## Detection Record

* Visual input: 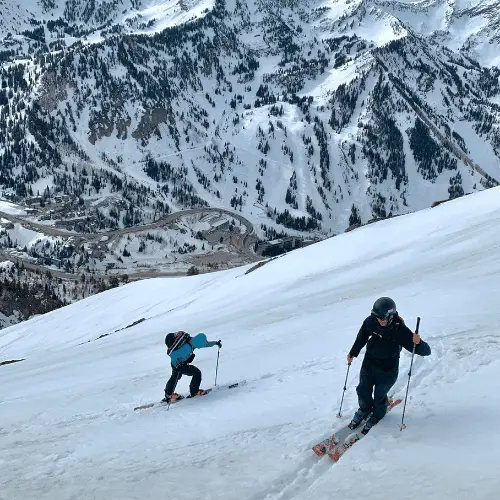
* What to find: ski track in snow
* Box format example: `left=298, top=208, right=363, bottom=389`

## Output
left=240, top=325, right=500, bottom=500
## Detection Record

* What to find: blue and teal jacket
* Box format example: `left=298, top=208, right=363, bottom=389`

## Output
left=169, top=333, right=218, bottom=367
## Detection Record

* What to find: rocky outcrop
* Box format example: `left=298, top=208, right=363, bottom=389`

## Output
left=132, top=108, right=169, bottom=140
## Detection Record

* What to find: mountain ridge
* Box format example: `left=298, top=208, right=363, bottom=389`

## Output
left=0, top=0, right=499, bottom=238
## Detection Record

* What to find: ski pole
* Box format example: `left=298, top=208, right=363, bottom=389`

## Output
left=400, top=316, right=420, bottom=430
left=214, top=347, right=220, bottom=387
left=336, top=362, right=351, bottom=418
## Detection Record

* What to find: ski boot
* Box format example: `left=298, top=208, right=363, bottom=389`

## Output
left=348, top=408, right=371, bottom=430
left=161, top=393, right=183, bottom=403
left=187, top=389, right=210, bottom=399
left=361, top=415, right=380, bottom=435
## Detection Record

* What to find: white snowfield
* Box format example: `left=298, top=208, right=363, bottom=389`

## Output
left=2, top=187, right=500, bottom=500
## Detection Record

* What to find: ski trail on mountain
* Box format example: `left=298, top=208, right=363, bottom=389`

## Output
left=244, top=454, right=333, bottom=500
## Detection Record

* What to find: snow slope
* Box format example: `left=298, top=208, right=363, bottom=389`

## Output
left=2, top=186, right=500, bottom=499
left=0, top=199, right=27, bottom=215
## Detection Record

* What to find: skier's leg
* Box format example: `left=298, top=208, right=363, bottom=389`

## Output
left=356, top=360, right=375, bottom=413
left=349, top=361, right=376, bottom=428
left=165, top=365, right=182, bottom=398
left=371, top=365, right=399, bottom=421
left=182, top=364, right=202, bottom=396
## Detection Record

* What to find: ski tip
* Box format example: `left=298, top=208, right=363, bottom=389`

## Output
left=230, top=379, right=247, bottom=388
left=388, top=398, right=403, bottom=409
left=215, top=380, right=247, bottom=390
left=328, top=448, right=342, bottom=462
left=134, top=403, right=155, bottom=411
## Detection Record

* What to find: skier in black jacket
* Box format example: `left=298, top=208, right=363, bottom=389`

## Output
left=347, top=297, right=431, bottom=434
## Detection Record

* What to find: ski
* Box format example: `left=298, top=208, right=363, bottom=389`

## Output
left=312, top=421, right=363, bottom=457
left=134, top=380, right=246, bottom=411
left=327, top=398, right=402, bottom=462
left=312, top=398, right=402, bottom=457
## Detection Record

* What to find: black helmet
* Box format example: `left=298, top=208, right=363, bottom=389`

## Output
left=371, top=297, right=397, bottom=322
left=165, top=332, right=177, bottom=347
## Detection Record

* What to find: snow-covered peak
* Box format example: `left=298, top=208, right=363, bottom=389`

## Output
left=374, top=0, right=500, bottom=66
left=310, top=0, right=409, bottom=46
left=120, top=0, right=215, bottom=35
left=0, top=0, right=214, bottom=42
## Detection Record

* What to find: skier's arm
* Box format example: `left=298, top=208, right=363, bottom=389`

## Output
left=349, top=320, right=370, bottom=358
left=400, top=325, right=431, bottom=356
left=205, top=339, right=222, bottom=348
left=191, top=333, right=219, bottom=349
left=415, top=338, right=431, bottom=356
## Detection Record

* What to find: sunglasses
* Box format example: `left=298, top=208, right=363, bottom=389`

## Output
left=372, top=309, right=397, bottom=321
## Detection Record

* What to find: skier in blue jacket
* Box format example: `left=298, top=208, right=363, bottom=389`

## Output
left=163, top=331, right=221, bottom=403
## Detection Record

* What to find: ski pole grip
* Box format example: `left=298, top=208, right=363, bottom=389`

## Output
left=415, top=316, right=421, bottom=335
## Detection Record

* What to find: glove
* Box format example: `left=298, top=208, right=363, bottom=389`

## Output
left=186, top=353, right=195, bottom=364
left=216, top=340, right=222, bottom=348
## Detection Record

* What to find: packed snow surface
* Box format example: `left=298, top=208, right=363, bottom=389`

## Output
left=2, top=187, right=500, bottom=499
left=0, top=199, right=27, bottom=215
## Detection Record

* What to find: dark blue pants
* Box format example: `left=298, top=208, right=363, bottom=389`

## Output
left=165, top=364, right=202, bottom=397
left=356, top=358, right=399, bottom=421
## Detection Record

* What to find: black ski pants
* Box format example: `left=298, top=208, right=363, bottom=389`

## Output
left=165, top=363, right=202, bottom=397
left=356, top=357, right=399, bottom=421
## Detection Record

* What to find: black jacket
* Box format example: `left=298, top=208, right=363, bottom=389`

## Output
left=349, top=315, right=431, bottom=369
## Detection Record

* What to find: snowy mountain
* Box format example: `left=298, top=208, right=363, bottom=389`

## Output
left=0, top=0, right=213, bottom=37
left=0, top=0, right=500, bottom=237
left=375, top=0, right=500, bottom=67
left=2, top=186, right=500, bottom=499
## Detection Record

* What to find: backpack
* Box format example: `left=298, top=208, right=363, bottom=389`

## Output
left=166, top=331, right=192, bottom=355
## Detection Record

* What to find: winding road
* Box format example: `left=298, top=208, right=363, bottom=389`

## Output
left=0, top=207, right=259, bottom=280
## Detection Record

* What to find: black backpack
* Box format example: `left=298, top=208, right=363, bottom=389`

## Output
left=166, top=331, right=192, bottom=355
